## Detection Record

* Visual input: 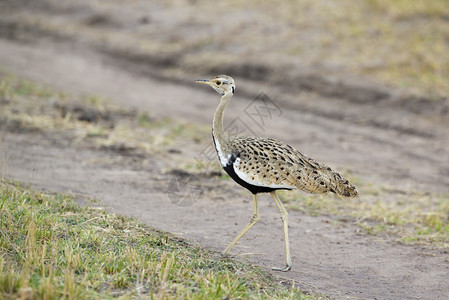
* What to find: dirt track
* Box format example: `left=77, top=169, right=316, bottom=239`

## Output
left=1, top=1, right=449, bottom=299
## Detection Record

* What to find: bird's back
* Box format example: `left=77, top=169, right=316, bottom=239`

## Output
left=226, top=136, right=358, bottom=197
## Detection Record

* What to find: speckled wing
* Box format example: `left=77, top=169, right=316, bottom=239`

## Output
left=229, top=136, right=358, bottom=197
left=230, top=136, right=297, bottom=190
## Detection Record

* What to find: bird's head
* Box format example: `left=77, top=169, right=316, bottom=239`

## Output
left=195, top=75, right=235, bottom=97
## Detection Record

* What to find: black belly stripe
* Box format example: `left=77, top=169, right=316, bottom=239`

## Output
left=223, top=163, right=292, bottom=194
left=224, top=153, right=292, bottom=195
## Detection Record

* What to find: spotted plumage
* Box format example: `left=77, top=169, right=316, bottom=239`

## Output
left=196, top=75, right=358, bottom=272
left=222, top=136, right=357, bottom=197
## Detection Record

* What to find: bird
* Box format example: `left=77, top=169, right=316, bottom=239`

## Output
left=196, top=75, right=358, bottom=272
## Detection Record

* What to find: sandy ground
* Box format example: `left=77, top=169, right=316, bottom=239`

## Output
left=1, top=1, right=449, bottom=299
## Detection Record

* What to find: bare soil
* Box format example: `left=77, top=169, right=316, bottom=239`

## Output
left=1, top=1, right=449, bottom=299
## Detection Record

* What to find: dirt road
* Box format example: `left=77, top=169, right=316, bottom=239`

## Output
left=1, top=1, right=449, bottom=299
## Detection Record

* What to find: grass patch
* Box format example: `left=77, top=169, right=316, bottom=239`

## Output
left=0, top=180, right=318, bottom=299
left=366, top=0, right=449, bottom=18
left=0, top=73, right=209, bottom=155
left=280, top=178, right=449, bottom=247
left=0, top=75, right=54, bottom=99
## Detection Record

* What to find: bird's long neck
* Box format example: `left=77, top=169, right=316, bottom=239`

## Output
left=212, top=92, right=232, bottom=148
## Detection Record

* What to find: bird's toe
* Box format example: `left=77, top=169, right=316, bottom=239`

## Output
left=271, top=264, right=292, bottom=272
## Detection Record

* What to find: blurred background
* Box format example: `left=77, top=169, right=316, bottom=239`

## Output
left=1, top=0, right=449, bottom=101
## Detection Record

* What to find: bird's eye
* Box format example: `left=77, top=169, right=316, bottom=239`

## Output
left=216, top=81, right=221, bottom=85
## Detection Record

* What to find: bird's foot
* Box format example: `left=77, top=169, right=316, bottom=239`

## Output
left=271, top=264, right=291, bottom=272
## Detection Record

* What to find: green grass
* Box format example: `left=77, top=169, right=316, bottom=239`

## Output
left=0, top=181, right=318, bottom=299
left=366, top=0, right=449, bottom=18
left=0, top=75, right=54, bottom=99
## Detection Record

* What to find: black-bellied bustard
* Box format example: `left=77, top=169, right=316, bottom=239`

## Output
left=196, top=75, right=358, bottom=272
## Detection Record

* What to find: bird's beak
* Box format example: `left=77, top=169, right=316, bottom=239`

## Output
left=195, top=79, right=212, bottom=85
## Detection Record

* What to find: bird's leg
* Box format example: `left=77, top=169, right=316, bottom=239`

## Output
left=222, top=194, right=260, bottom=255
left=270, top=191, right=292, bottom=272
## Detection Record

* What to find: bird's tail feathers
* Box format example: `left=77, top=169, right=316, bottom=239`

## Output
left=329, top=172, right=358, bottom=198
